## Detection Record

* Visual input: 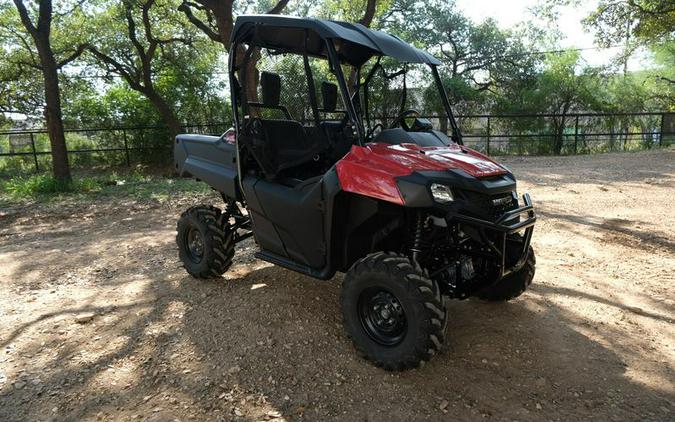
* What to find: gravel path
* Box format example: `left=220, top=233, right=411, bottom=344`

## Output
left=1, top=149, right=673, bottom=421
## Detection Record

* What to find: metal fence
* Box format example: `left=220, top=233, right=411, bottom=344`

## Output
left=0, top=123, right=229, bottom=174
left=448, top=112, right=672, bottom=156
left=1, top=112, right=672, bottom=174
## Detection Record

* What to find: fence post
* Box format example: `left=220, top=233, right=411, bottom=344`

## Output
left=574, top=115, right=579, bottom=154
left=29, top=132, right=39, bottom=172
left=486, top=116, right=491, bottom=155
left=659, top=113, right=664, bottom=147
left=123, top=129, right=130, bottom=166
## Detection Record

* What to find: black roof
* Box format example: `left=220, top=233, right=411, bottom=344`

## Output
left=232, top=15, right=441, bottom=66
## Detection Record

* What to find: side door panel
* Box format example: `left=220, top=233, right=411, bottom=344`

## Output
left=242, top=176, right=326, bottom=269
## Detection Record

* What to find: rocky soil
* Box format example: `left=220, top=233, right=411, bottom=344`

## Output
left=0, top=149, right=673, bottom=421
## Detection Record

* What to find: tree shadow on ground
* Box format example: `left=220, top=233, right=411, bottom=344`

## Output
left=1, top=261, right=674, bottom=421
left=179, top=267, right=675, bottom=421
left=501, top=149, right=675, bottom=188
left=535, top=284, right=675, bottom=325
left=537, top=208, right=675, bottom=253
left=1, top=151, right=674, bottom=421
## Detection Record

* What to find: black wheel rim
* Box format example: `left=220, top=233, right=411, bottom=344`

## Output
left=358, top=287, right=407, bottom=346
left=185, top=227, right=204, bottom=263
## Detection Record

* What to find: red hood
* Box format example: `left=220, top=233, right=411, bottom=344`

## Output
left=345, top=142, right=508, bottom=178
left=335, top=142, right=508, bottom=205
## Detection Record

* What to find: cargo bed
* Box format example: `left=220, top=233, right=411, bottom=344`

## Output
left=174, top=134, right=239, bottom=199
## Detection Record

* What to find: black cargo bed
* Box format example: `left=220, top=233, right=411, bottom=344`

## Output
left=174, top=134, right=239, bottom=199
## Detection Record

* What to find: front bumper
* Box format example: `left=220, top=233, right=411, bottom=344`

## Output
left=445, top=193, right=536, bottom=279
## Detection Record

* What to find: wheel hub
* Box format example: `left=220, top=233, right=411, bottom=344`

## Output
left=358, top=288, right=407, bottom=346
left=186, top=227, right=204, bottom=263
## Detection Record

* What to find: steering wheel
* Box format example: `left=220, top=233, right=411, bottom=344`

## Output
left=366, top=123, right=384, bottom=140
left=389, top=109, right=421, bottom=131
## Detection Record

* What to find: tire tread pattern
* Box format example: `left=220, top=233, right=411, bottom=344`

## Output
left=477, top=247, right=536, bottom=301
left=176, top=205, right=235, bottom=279
left=342, top=252, right=448, bottom=371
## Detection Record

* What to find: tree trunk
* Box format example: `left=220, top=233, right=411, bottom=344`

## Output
left=347, top=0, right=378, bottom=93
left=554, top=120, right=566, bottom=155
left=245, top=48, right=260, bottom=105
left=234, top=45, right=261, bottom=115
left=438, top=107, right=448, bottom=134
left=15, top=0, right=72, bottom=182
left=38, top=40, right=71, bottom=181
left=180, top=1, right=291, bottom=117
left=146, top=89, right=182, bottom=139
left=608, top=117, right=616, bottom=151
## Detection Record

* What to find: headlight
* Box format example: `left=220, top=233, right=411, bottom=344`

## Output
left=430, top=183, right=454, bottom=203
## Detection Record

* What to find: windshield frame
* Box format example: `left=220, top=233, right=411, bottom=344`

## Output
left=354, top=58, right=463, bottom=145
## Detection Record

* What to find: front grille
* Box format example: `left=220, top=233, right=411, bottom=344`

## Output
left=491, top=193, right=517, bottom=219
left=455, top=190, right=516, bottom=221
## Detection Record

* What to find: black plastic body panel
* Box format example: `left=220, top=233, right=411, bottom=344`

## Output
left=373, top=128, right=450, bottom=147
left=396, top=169, right=517, bottom=208
left=396, top=172, right=435, bottom=207
left=242, top=175, right=326, bottom=269
left=418, top=169, right=516, bottom=195
left=321, top=169, right=343, bottom=271
left=174, top=134, right=239, bottom=199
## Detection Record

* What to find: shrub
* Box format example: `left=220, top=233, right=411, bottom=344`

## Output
left=0, top=174, right=102, bottom=198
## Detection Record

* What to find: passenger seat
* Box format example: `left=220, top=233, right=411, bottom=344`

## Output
left=241, top=72, right=327, bottom=178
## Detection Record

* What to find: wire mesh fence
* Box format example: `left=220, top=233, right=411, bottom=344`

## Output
left=0, top=113, right=672, bottom=176
left=429, top=112, right=669, bottom=156
left=0, top=123, right=229, bottom=176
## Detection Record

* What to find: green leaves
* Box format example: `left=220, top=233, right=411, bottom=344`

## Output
left=1, top=0, right=673, bottom=138
left=379, top=0, right=539, bottom=112
left=585, top=0, right=675, bottom=46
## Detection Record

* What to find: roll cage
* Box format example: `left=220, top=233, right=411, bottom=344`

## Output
left=228, top=15, right=463, bottom=162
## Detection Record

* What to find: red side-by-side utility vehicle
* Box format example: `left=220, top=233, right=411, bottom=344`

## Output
left=174, top=15, right=536, bottom=370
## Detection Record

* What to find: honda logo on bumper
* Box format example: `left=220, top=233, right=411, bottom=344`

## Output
left=493, top=196, right=512, bottom=207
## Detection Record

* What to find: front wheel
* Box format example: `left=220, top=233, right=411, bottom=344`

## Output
left=476, top=246, right=536, bottom=301
left=341, top=252, right=448, bottom=371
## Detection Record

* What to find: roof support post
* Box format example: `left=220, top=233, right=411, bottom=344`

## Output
left=326, top=40, right=365, bottom=145
left=228, top=40, right=247, bottom=195
left=303, top=30, right=321, bottom=127
left=431, top=65, right=463, bottom=145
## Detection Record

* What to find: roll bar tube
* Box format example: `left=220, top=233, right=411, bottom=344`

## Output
left=326, top=40, right=365, bottom=144
left=227, top=45, right=247, bottom=195
left=431, top=65, right=463, bottom=145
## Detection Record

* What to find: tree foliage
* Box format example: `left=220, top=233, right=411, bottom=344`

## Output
left=0, top=0, right=673, bottom=169
left=1, top=0, right=91, bottom=180
left=382, top=0, right=538, bottom=112
left=584, top=0, right=675, bottom=45
left=86, top=0, right=203, bottom=137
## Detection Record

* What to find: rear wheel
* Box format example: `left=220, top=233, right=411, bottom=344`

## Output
left=476, top=246, right=536, bottom=301
left=176, top=205, right=234, bottom=278
left=341, top=252, right=448, bottom=370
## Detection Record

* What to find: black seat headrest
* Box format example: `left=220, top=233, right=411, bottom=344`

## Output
left=321, top=82, right=338, bottom=112
left=260, top=71, right=281, bottom=106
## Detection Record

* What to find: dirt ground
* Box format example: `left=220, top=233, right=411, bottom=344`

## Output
left=0, top=150, right=673, bottom=422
